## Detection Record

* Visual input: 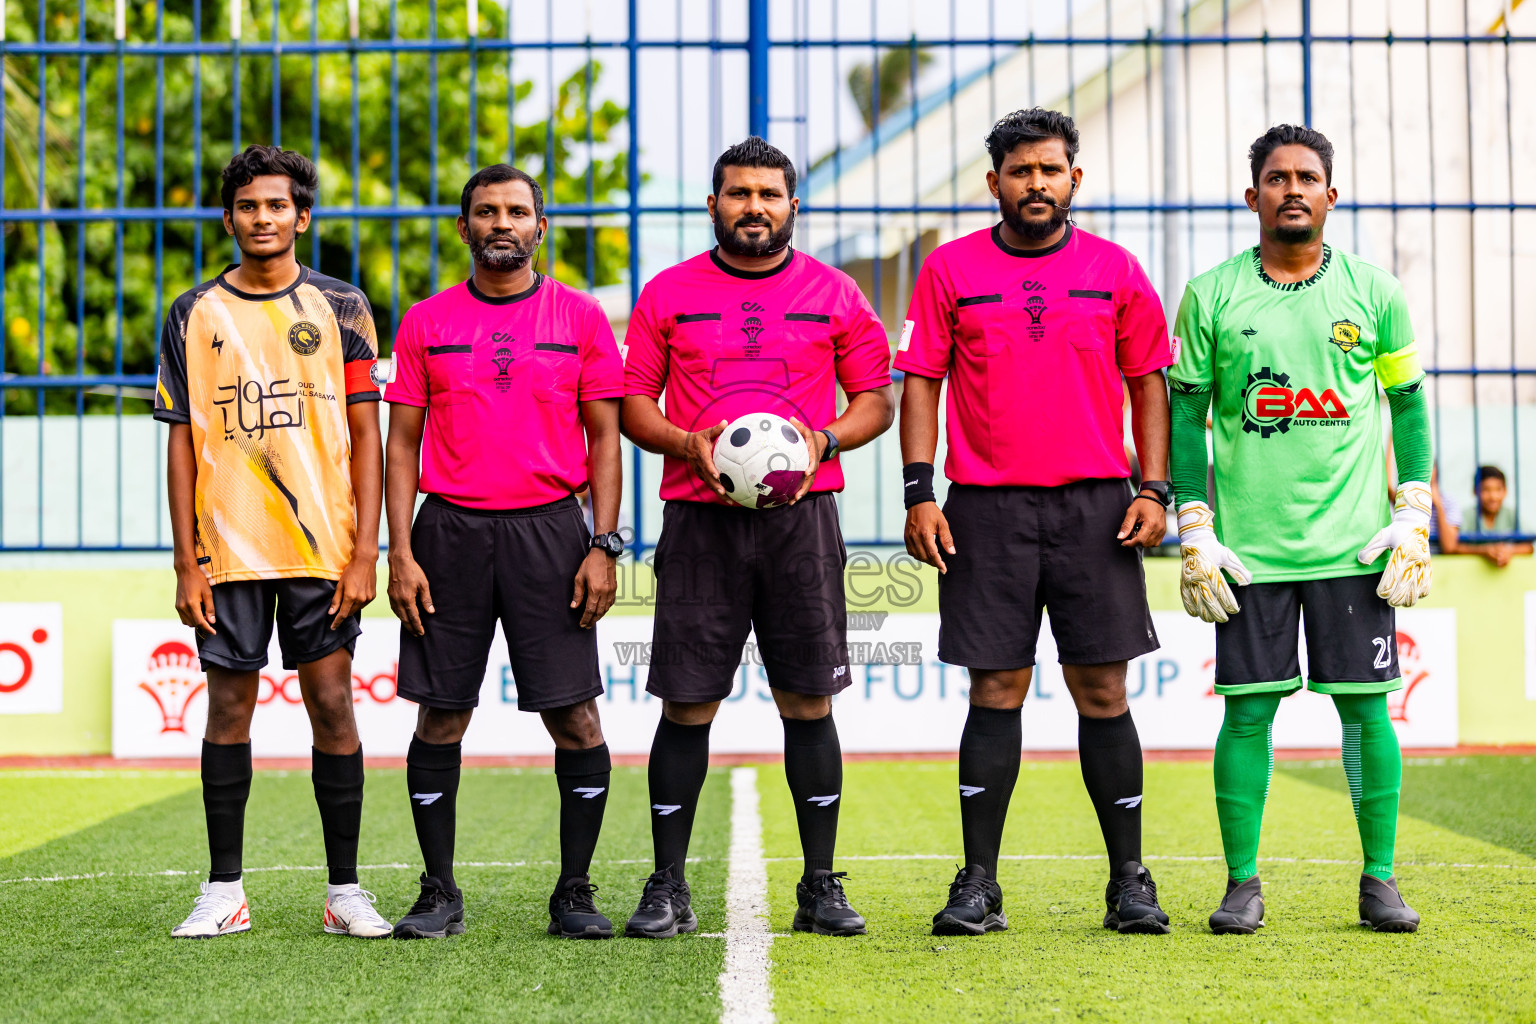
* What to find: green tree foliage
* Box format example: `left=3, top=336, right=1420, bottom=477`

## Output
left=846, top=43, right=933, bottom=133
left=0, top=0, right=631, bottom=414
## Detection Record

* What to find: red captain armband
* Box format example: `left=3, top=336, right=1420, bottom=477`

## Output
left=345, top=359, right=382, bottom=396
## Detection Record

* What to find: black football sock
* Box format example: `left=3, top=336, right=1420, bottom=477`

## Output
left=555, top=742, right=612, bottom=884
left=202, top=739, right=252, bottom=884
left=1078, top=711, right=1144, bottom=873
left=406, top=735, right=461, bottom=889
left=957, top=704, right=1022, bottom=879
left=782, top=714, right=844, bottom=882
left=311, top=746, right=365, bottom=886
left=648, top=716, right=712, bottom=883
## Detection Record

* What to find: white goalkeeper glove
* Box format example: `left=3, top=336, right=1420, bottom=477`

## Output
left=1177, top=502, right=1252, bottom=623
left=1357, top=480, right=1433, bottom=607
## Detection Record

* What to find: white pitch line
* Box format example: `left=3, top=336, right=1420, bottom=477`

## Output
left=5, top=850, right=1532, bottom=890
left=0, top=856, right=707, bottom=887
left=719, top=766, right=774, bottom=1024
left=761, top=853, right=1536, bottom=871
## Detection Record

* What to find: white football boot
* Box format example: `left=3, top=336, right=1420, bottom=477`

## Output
left=171, top=880, right=251, bottom=938
left=324, top=884, right=392, bottom=938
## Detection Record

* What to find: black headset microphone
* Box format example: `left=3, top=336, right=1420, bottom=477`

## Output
left=1024, top=180, right=1078, bottom=213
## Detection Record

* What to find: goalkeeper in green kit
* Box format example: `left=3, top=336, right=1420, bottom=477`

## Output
left=1169, top=126, right=1430, bottom=935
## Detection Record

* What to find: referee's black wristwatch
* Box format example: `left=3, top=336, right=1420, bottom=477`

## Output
left=818, top=428, right=840, bottom=462
left=1135, top=480, right=1172, bottom=507
left=591, top=532, right=625, bottom=558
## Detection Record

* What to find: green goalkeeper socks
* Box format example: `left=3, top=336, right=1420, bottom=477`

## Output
left=1333, top=693, right=1401, bottom=881
left=1215, top=692, right=1401, bottom=883
left=1213, top=692, right=1283, bottom=882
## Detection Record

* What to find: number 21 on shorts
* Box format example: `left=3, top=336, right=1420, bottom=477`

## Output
left=1372, top=635, right=1394, bottom=670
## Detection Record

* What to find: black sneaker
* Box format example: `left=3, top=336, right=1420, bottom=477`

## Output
left=392, top=874, right=465, bottom=939
left=1358, top=875, right=1420, bottom=933
left=547, top=875, right=613, bottom=939
left=931, top=865, right=1006, bottom=936
left=1103, top=861, right=1171, bottom=934
left=1208, top=875, right=1265, bottom=935
left=792, top=871, right=867, bottom=936
left=624, top=866, right=697, bottom=938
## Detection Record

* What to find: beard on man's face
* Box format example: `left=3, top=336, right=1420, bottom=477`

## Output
left=470, top=226, right=540, bottom=272
left=1270, top=201, right=1322, bottom=244
left=1272, top=223, right=1320, bottom=244
left=715, top=209, right=795, bottom=258
left=999, top=190, right=1070, bottom=241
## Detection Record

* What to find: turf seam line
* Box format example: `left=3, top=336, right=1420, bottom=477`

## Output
left=0, top=770, right=203, bottom=779
left=720, top=766, right=774, bottom=1024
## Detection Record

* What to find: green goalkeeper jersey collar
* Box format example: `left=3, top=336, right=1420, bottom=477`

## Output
left=1252, top=243, right=1332, bottom=292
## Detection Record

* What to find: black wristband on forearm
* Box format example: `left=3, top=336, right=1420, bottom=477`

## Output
left=902, top=462, right=937, bottom=509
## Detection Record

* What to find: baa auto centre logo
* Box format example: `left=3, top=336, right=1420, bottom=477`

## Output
left=0, top=603, right=64, bottom=715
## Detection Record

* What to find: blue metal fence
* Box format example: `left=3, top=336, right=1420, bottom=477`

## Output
left=0, top=0, right=1531, bottom=552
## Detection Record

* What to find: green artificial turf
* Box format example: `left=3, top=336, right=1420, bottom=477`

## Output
left=0, top=770, right=200, bottom=859
left=0, top=766, right=729, bottom=1023
left=2, top=757, right=1533, bottom=1023
left=1278, top=755, right=1536, bottom=858
left=760, top=759, right=1536, bottom=1024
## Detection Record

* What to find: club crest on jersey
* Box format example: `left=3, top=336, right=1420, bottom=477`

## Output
left=288, top=320, right=322, bottom=355
left=1241, top=366, right=1351, bottom=438
left=1329, top=319, right=1362, bottom=353
left=740, top=315, right=764, bottom=357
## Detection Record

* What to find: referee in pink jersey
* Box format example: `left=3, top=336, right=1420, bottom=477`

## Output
left=898, top=109, right=1175, bottom=937
left=620, top=138, right=894, bottom=939
left=383, top=165, right=627, bottom=941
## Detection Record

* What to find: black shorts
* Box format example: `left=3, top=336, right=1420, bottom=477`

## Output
left=648, top=493, right=849, bottom=703
left=1215, top=573, right=1403, bottom=697
left=936, top=479, right=1158, bottom=669
left=396, top=495, right=603, bottom=712
left=196, top=577, right=361, bottom=672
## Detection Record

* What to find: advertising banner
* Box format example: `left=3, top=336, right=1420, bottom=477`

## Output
left=0, top=603, right=64, bottom=715
left=112, top=609, right=1458, bottom=758
left=1526, top=591, right=1536, bottom=701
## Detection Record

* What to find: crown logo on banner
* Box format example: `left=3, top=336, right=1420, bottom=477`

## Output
left=138, top=640, right=207, bottom=734
left=1388, top=631, right=1428, bottom=725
